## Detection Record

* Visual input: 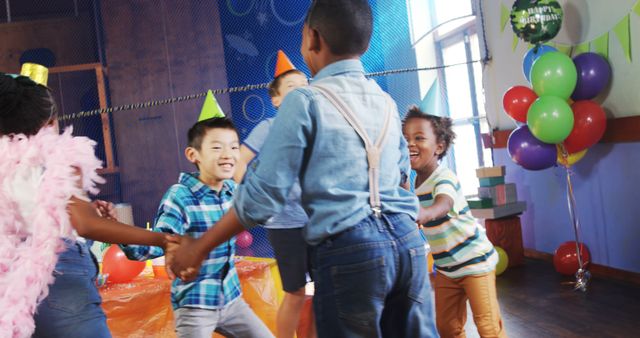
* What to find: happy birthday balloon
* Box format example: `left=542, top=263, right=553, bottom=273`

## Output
left=511, top=0, right=563, bottom=45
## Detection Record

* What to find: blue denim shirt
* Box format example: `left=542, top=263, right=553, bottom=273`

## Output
left=235, top=59, right=418, bottom=245
left=243, top=118, right=308, bottom=229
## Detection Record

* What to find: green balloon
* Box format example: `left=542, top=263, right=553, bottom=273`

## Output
left=527, top=96, right=574, bottom=144
left=530, top=51, right=577, bottom=99
left=495, top=246, right=508, bottom=276
left=511, top=0, right=563, bottom=44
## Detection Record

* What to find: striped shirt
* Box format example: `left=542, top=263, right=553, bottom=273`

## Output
left=416, top=165, right=497, bottom=278
left=121, top=173, right=241, bottom=310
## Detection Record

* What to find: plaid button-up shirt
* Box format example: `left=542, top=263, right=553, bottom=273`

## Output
left=121, top=173, right=241, bottom=310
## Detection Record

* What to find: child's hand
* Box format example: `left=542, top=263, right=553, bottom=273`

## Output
left=417, top=207, right=434, bottom=226
left=93, top=200, right=117, bottom=220
left=163, top=235, right=182, bottom=280
left=67, top=196, right=101, bottom=235
left=167, top=235, right=205, bottom=282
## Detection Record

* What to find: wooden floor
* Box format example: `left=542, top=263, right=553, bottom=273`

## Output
left=459, top=258, right=640, bottom=338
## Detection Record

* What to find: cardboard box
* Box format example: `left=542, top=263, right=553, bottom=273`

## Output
left=479, top=176, right=505, bottom=187
left=467, top=197, right=493, bottom=209
left=475, top=166, right=506, bottom=178
left=478, top=183, right=517, bottom=206
left=469, top=201, right=526, bottom=219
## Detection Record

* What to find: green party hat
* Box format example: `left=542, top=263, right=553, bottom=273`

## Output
left=198, top=90, right=225, bottom=121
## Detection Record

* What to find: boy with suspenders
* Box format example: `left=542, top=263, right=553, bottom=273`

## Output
left=168, top=1, right=438, bottom=336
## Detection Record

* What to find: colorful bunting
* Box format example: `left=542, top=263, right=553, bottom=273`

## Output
left=500, top=3, right=510, bottom=33
left=591, top=32, right=609, bottom=58
left=612, top=14, right=631, bottom=62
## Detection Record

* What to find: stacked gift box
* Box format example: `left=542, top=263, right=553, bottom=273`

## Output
left=467, top=166, right=525, bottom=267
left=467, top=166, right=526, bottom=219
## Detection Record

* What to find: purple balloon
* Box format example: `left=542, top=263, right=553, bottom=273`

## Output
left=571, top=53, right=611, bottom=100
left=508, top=125, right=557, bottom=170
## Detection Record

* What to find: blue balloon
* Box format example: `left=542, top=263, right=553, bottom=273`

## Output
left=523, top=45, right=558, bottom=82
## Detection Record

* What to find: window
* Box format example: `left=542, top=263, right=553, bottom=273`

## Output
left=407, top=0, right=492, bottom=196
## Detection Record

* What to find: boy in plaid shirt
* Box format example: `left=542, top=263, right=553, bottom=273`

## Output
left=121, top=118, right=272, bottom=338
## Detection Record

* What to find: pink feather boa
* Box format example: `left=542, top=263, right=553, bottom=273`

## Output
left=0, top=127, right=104, bottom=338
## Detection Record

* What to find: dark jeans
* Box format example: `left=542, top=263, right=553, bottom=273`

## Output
left=311, top=213, right=438, bottom=338
left=33, top=240, right=111, bottom=338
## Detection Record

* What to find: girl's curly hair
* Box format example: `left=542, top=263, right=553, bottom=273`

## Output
left=403, top=106, right=455, bottom=160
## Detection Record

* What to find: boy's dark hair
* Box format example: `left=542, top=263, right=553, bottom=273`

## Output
left=268, top=69, right=305, bottom=98
left=0, top=73, right=57, bottom=136
left=305, top=0, right=373, bottom=56
left=187, top=117, right=237, bottom=150
left=404, top=106, right=456, bottom=160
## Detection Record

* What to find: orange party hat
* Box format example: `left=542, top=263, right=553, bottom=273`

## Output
left=274, top=50, right=296, bottom=78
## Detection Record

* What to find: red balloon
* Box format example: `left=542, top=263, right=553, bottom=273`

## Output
left=102, top=245, right=145, bottom=283
left=503, top=85, right=538, bottom=123
left=563, top=100, right=607, bottom=153
left=553, top=241, right=590, bottom=276
left=236, top=231, right=253, bottom=248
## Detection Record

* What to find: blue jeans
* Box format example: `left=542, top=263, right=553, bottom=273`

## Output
left=33, top=240, right=111, bottom=338
left=311, top=213, right=438, bottom=338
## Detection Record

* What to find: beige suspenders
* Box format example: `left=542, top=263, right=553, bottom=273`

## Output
left=312, top=84, right=393, bottom=218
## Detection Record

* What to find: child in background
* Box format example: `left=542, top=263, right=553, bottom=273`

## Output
left=121, top=117, right=273, bottom=338
left=0, top=73, right=172, bottom=338
left=234, top=50, right=314, bottom=338
left=167, top=1, right=438, bottom=337
left=402, top=107, right=506, bottom=338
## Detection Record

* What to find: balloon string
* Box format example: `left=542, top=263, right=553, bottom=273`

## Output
left=565, top=163, right=590, bottom=292
left=565, top=167, right=584, bottom=270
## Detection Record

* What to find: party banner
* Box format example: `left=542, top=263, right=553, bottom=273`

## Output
left=505, top=0, right=638, bottom=63
left=613, top=15, right=632, bottom=62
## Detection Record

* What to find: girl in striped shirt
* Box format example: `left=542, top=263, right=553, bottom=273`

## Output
left=403, top=107, right=507, bottom=338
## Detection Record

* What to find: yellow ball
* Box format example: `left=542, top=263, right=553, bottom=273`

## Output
left=495, top=246, right=509, bottom=276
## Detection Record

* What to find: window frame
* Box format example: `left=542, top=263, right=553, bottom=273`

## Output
left=435, top=23, right=486, bottom=171
left=407, top=0, right=492, bottom=195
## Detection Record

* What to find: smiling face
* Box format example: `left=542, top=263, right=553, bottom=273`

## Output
left=403, top=117, right=444, bottom=176
left=186, top=127, right=240, bottom=189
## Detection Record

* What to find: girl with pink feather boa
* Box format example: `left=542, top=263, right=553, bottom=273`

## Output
left=0, top=73, right=176, bottom=338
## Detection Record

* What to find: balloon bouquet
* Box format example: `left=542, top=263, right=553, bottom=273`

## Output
left=504, top=0, right=611, bottom=291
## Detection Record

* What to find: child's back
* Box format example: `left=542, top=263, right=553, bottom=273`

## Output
left=236, top=61, right=417, bottom=244
left=167, top=2, right=439, bottom=337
